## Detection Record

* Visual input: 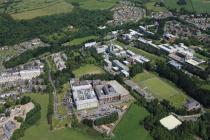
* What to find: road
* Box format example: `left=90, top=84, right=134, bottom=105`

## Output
left=46, top=58, right=65, bottom=120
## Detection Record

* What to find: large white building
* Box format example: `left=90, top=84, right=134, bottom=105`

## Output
left=71, top=80, right=98, bottom=110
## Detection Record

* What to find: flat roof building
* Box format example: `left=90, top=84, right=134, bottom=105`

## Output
left=94, top=83, right=121, bottom=104
left=71, top=80, right=98, bottom=110
left=113, top=60, right=129, bottom=72
left=184, top=98, right=201, bottom=111
left=160, top=115, right=182, bottom=130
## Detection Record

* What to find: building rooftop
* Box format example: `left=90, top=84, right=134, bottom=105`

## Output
left=71, top=80, right=98, bottom=106
left=107, top=80, right=129, bottom=97
left=160, top=115, right=182, bottom=130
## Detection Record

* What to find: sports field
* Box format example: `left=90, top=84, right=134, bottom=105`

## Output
left=113, top=103, right=153, bottom=140
left=0, top=0, right=118, bottom=19
left=73, top=64, right=105, bottom=78
left=132, top=71, right=188, bottom=107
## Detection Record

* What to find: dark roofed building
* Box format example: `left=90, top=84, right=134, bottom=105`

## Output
left=95, top=84, right=121, bottom=104
left=184, top=98, right=201, bottom=111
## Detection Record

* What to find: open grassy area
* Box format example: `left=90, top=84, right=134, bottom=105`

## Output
left=68, top=36, right=98, bottom=46
left=144, top=0, right=168, bottom=12
left=66, top=0, right=118, bottom=10
left=164, top=0, right=210, bottom=14
left=113, top=103, right=153, bottom=140
left=73, top=64, right=105, bottom=78
left=0, top=0, right=118, bottom=19
left=132, top=71, right=188, bottom=107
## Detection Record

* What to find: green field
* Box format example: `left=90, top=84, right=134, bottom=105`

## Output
left=66, top=0, right=118, bottom=10
left=67, top=36, right=98, bottom=46
left=134, top=0, right=210, bottom=13
left=73, top=64, right=105, bottom=78
left=164, top=0, right=210, bottom=14
left=0, top=0, right=118, bottom=19
left=113, top=103, right=153, bottom=140
left=132, top=71, right=188, bottom=107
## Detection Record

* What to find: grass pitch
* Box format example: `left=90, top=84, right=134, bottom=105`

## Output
left=132, top=72, right=188, bottom=107
left=113, top=103, right=153, bottom=140
left=73, top=64, right=105, bottom=78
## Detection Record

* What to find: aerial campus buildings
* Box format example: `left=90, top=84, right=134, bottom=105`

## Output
left=70, top=80, right=98, bottom=110
left=70, top=79, right=130, bottom=111
left=0, top=69, right=42, bottom=84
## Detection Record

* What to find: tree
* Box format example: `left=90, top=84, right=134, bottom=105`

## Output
left=130, top=63, right=143, bottom=77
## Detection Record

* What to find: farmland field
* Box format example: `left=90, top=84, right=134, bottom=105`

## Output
left=132, top=71, right=188, bottom=107
left=73, top=64, right=105, bottom=78
left=66, top=0, right=118, bottom=10
left=164, top=0, right=210, bottom=14
left=113, top=103, right=153, bottom=140
left=0, top=0, right=118, bottom=19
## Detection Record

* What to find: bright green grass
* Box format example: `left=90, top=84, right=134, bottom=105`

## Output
left=68, top=36, right=98, bottom=46
left=21, top=93, right=104, bottom=140
left=113, top=103, right=153, bottom=140
left=145, top=0, right=168, bottom=12
left=73, top=64, right=105, bottom=78
left=66, top=0, right=118, bottom=10
left=132, top=72, right=188, bottom=107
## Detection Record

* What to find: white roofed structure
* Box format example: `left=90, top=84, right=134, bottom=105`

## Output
left=160, top=115, right=182, bottom=130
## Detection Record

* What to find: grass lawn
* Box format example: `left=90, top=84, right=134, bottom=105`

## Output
left=113, top=103, right=153, bottom=140
left=73, top=64, right=105, bottom=78
left=67, top=36, right=98, bottom=46
left=132, top=71, right=188, bottom=107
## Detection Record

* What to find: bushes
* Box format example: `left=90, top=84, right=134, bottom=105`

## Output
left=20, top=96, right=31, bottom=105
left=94, top=112, right=119, bottom=126
left=130, top=63, right=143, bottom=77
